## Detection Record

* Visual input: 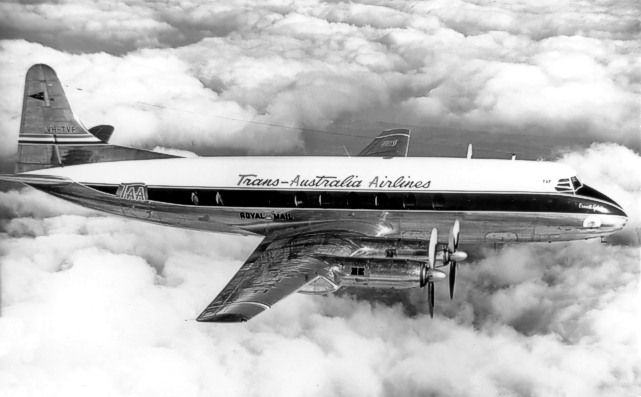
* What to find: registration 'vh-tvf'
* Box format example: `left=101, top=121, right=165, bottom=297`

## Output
left=1, top=64, right=627, bottom=322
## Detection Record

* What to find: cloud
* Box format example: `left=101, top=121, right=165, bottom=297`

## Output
left=0, top=40, right=306, bottom=157
left=0, top=0, right=639, bottom=158
left=0, top=193, right=639, bottom=396
left=0, top=187, right=92, bottom=222
left=413, top=0, right=640, bottom=40
left=0, top=143, right=639, bottom=396
left=0, top=1, right=175, bottom=54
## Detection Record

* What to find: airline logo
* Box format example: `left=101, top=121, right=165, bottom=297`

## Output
left=380, top=139, right=398, bottom=147
left=237, top=174, right=431, bottom=189
left=117, top=183, right=148, bottom=201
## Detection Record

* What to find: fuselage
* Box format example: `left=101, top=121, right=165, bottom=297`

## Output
left=26, top=156, right=627, bottom=243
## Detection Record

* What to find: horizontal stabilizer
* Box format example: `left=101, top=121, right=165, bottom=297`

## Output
left=88, top=125, right=114, bottom=143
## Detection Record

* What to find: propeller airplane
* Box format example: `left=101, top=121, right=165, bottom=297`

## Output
left=0, top=64, right=628, bottom=322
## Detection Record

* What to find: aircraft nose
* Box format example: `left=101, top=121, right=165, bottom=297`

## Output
left=606, top=213, right=628, bottom=231
left=615, top=205, right=628, bottom=229
left=620, top=212, right=628, bottom=229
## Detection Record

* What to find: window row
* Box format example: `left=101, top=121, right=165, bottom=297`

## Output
left=156, top=189, right=420, bottom=209
left=87, top=185, right=612, bottom=213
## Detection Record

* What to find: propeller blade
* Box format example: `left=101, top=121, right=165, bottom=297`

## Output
left=448, top=224, right=454, bottom=256
left=428, top=228, right=437, bottom=269
left=449, top=261, right=457, bottom=299
left=428, top=282, right=435, bottom=318
left=452, top=220, right=460, bottom=250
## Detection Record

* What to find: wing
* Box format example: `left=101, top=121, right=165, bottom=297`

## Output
left=196, top=232, right=342, bottom=323
left=357, top=128, right=411, bottom=157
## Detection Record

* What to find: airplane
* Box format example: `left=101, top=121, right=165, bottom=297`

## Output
left=0, top=64, right=628, bottom=322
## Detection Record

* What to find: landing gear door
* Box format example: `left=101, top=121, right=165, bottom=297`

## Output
left=116, top=183, right=151, bottom=219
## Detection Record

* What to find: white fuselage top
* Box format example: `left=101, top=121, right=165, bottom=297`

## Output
left=27, top=156, right=578, bottom=194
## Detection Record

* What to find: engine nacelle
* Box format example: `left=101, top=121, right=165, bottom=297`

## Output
left=324, top=257, right=429, bottom=289
left=349, top=237, right=430, bottom=257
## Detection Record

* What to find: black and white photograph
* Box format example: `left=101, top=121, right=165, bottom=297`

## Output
left=0, top=0, right=639, bottom=396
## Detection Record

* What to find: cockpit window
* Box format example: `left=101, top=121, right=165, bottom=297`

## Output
left=571, top=176, right=582, bottom=190
left=555, top=176, right=583, bottom=194
left=554, top=179, right=574, bottom=193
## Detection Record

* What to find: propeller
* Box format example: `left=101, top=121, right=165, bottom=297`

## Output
left=446, top=220, right=466, bottom=300
left=427, top=228, right=438, bottom=318
left=420, top=225, right=464, bottom=318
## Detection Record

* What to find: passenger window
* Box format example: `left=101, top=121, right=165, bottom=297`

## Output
left=375, top=194, right=389, bottom=208
left=403, top=193, right=416, bottom=209
left=347, top=192, right=361, bottom=208
left=215, top=191, right=224, bottom=206
left=268, top=192, right=281, bottom=207
left=351, top=267, right=365, bottom=276
left=294, top=192, right=307, bottom=207
left=319, top=193, right=333, bottom=208
left=432, top=193, right=445, bottom=210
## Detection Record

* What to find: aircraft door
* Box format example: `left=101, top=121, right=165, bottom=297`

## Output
left=116, top=183, right=151, bottom=219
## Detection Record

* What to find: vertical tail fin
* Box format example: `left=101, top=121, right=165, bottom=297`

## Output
left=18, top=64, right=102, bottom=172
left=16, top=64, right=174, bottom=173
left=356, top=128, right=411, bottom=157
left=20, top=64, right=100, bottom=142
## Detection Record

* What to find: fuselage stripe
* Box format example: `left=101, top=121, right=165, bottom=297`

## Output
left=84, top=184, right=625, bottom=215
left=19, top=141, right=105, bottom=145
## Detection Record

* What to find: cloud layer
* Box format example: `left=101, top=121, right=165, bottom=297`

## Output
left=0, top=147, right=639, bottom=396
left=0, top=0, right=639, bottom=396
left=0, top=0, right=639, bottom=159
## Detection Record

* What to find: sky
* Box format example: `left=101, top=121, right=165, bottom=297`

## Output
left=0, top=0, right=640, bottom=396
